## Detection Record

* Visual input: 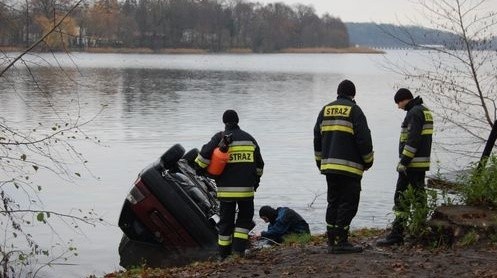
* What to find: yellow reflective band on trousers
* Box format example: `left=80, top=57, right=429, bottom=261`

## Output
left=218, top=235, right=232, bottom=246
left=327, top=223, right=349, bottom=230
left=217, top=191, right=254, bottom=198
left=234, top=227, right=250, bottom=240
left=217, top=187, right=254, bottom=198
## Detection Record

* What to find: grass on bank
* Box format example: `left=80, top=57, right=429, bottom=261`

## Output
left=270, top=227, right=385, bottom=248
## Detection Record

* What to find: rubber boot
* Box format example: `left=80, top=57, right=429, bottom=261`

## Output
left=326, top=229, right=337, bottom=254
left=376, top=220, right=404, bottom=247
left=376, top=229, right=404, bottom=246
left=232, top=237, right=247, bottom=258
left=376, top=233, right=404, bottom=247
left=328, top=227, right=363, bottom=254
left=218, top=245, right=232, bottom=261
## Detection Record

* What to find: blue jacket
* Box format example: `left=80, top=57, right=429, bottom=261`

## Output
left=261, top=207, right=310, bottom=243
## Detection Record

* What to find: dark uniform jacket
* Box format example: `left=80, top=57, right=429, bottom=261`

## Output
left=261, top=207, right=310, bottom=243
left=195, top=124, right=264, bottom=200
left=399, top=96, right=433, bottom=171
left=313, top=95, right=374, bottom=179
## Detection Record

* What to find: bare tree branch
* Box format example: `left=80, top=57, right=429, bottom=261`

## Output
left=0, top=0, right=84, bottom=77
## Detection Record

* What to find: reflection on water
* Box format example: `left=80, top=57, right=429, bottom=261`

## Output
left=0, top=52, right=458, bottom=277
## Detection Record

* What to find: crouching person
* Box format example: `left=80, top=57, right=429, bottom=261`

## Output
left=255, top=205, right=310, bottom=244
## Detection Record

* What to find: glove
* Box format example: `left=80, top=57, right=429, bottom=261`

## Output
left=364, top=162, right=373, bottom=171
left=396, top=162, right=407, bottom=175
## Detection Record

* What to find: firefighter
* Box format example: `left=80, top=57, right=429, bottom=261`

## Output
left=313, top=79, right=374, bottom=254
left=377, top=88, right=433, bottom=246
left=195, top=109, right=264, bottom=259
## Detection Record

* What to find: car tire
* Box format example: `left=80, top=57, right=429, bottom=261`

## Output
left=182, top=148, right=199, bottom=165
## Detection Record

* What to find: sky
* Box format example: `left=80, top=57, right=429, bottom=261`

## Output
left=250, top=0, right=497, bottom=29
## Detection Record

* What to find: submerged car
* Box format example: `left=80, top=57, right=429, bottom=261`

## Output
left=118, top=144, right=220, bottom=268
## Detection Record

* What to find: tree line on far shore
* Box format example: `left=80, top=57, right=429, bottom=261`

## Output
left=0, top=0, right=349, bottom=53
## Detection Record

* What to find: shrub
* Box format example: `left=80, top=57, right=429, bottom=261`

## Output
left=459, top=156, right=497, bottom=209
left=397, top=185, right=438, bottom=241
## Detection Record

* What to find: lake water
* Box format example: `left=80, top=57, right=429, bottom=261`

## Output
left=0, top=51, right=468, bottom=277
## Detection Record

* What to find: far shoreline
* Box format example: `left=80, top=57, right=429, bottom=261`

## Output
left=0, top=46, right=385, bottom=55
